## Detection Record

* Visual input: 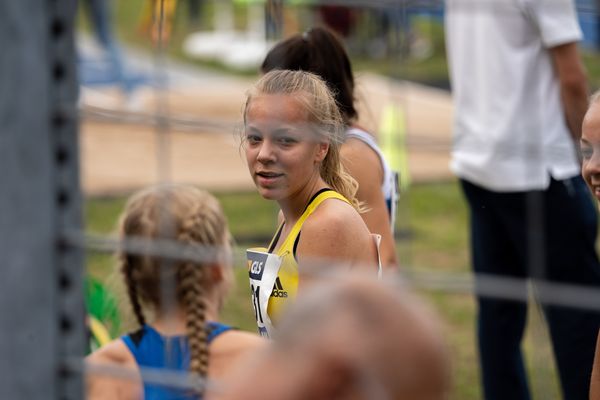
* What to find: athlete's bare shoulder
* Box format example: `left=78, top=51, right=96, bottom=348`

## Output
left=212, top=330, right=267, bottom=355
left=87, top=338, right=135, bottom=367
left=306, top=195, right=368, bottom=236
left=298, top=196, right=374, bottom=268
left=86, top=339, right=140, bottom=400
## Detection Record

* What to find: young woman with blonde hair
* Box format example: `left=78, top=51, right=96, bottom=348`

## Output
left=243, top=69, right=381, bottom=337
left=261, top=26, right=399, bottom=270
left=86, top=185, right=264, bottom=399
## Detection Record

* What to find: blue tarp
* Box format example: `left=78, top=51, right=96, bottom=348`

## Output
left=578, top=0, right=599, bottom=49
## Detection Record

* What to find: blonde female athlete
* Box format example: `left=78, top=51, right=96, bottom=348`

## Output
left=243, top=70, right=381, bottom=337
left=86, top=185, right=264, bottom=399
left=261, top=26, right=399, bottom=270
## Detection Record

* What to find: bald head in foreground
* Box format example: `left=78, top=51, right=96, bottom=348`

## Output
left=209, top=276, right=450, bottom=400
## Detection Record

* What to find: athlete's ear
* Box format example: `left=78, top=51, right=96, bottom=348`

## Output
left=315, top=141, right=329, bottom=163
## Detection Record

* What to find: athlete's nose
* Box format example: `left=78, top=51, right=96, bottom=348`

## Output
left=257, top=139, right=276, bottom=164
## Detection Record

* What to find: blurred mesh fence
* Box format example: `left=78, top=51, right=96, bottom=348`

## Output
left=3, top=0, right=600, bottom=399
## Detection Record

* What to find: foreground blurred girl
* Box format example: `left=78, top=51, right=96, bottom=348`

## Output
left=86, top=185, right=264, bottom=399
left=243, top=70, right=380, bottom=337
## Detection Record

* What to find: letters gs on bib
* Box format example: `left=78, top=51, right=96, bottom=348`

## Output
left=248, top=253, right=268, bottom=280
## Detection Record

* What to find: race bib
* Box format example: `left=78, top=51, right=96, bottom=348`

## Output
left=246, top=248, right=282, bottom=339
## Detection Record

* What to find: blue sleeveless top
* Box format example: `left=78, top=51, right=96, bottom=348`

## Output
left=122, top=322, right=233, bottom=399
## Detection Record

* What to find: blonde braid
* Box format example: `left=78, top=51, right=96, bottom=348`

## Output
left=179, top=261, right=209, bottom=377
left=121, top=255, right=147, bottom=328
left=177, top=201, right=226, bottom=382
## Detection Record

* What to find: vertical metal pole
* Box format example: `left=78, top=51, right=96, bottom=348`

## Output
left=0, top=1, right=84, bottom=399
left=51, top=1, right=86, bottom=399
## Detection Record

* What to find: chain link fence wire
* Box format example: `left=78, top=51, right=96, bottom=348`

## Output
left=72, top=0, right=600, bottom=398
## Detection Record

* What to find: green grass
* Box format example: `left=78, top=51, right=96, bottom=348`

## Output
left=85, top=181, right=565, bottom=399
left=398, top=182, right=481, bottom=399
left=583, top=51, right=600, bottom=90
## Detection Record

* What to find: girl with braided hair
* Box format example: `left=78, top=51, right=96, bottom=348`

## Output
left=86, top=185, right=264, bottom=399
left=244, top=70, right=381, bottom=338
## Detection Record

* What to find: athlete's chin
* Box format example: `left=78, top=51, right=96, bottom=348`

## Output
left=256, top=187, right=283, bottom=201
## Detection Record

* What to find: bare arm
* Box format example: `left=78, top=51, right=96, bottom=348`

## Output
left=296, top=200, right=378, bottom=286
left=550, top=42, right=588, bottom=141
left=86, top=340, right=141, bottom=400
left=341, top=138, right=398, bottom=270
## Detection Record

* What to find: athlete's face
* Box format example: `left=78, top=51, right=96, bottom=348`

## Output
left=581, top=101, right=600, bottom=201
left=244, top=94, right=329, bottom=202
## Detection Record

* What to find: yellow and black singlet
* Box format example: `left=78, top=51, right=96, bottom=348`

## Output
left=267, top=188, right=351, bottom=321
left=246, top=189, right=351, bottom=338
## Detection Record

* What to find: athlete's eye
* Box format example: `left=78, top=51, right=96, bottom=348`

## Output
left=246, top=134, right=262, bottom=145
left=581, top=145, right=593, bottom=160
left=277, top=136, right=297, bottom=146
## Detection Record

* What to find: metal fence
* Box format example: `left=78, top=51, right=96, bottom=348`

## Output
left=3, top=0, right=600, bottom=399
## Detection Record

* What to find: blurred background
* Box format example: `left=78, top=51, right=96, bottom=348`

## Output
left=77, top=1, right=600, bottom=398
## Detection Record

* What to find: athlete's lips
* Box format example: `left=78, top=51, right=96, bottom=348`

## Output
left=255, top=171, right=284, bottom=178
left=255, top=171, right=284, bottom=187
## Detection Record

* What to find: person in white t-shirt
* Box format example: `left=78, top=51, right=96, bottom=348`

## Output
left=445, top=1, right=600, bottom=399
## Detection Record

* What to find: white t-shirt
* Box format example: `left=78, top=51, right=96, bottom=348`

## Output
left=445, top=0, right=582, bottom=191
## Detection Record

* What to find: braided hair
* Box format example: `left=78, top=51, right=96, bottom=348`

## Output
left=118, top=185, right=230, bottom=386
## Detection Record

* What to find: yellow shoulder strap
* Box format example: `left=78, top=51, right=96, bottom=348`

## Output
left=278, top=190, right=350, bottom=253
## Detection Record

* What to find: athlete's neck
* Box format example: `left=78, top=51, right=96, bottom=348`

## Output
left=278, top=177, right=328, bottom=225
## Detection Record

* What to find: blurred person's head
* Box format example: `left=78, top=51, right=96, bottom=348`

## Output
left=118, top=184, right=233, bottom=378
left=261, top=26, right=357, bottom=125
left=581, top=90, right=600, bottom=201
left=216, top=275, right=451, bottom=400
left=243, top=69, right=360, bottom=209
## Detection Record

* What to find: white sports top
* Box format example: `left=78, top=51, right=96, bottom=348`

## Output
left=345, top=126, right=399, bottom=230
